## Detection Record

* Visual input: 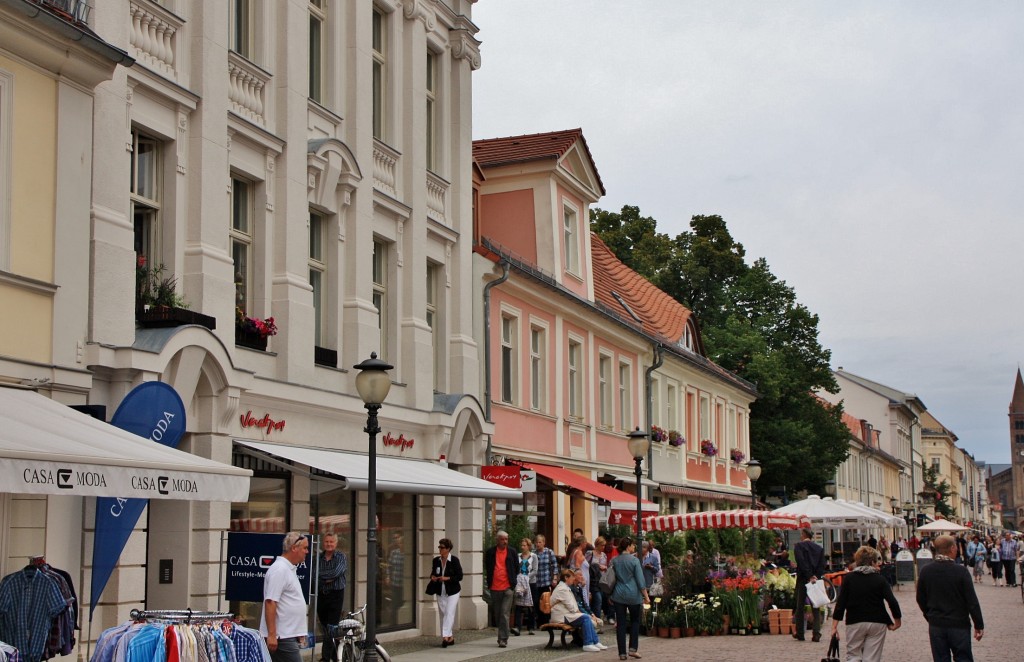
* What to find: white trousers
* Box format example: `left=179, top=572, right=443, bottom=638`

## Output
left=436, top=591, right=460, bottom=637
left=845, top=622, right=888, bottom=662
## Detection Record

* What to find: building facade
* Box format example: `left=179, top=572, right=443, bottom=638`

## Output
left=472, top=129, right=757, bottom=553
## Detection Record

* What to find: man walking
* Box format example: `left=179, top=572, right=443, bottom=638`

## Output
left=998, top=531, right=1019, bottom=587
left=792, top=528, right=826, bottom=642
left=532, top=535, right=558, bottom=626
left=261, top=532, right=310, bottom=662
left=917, top=534, right=984, bottom=662
left=484, top=530, right=518, bottom=648
left=316, top=533, right=347, bottom=662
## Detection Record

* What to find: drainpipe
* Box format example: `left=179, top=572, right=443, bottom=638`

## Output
left=482, top=260, right=510, bottom=465
left=644, top=343, right=664, bottom=494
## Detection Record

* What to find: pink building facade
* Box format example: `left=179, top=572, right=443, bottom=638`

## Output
left=472, top=129, right=757, bottom=552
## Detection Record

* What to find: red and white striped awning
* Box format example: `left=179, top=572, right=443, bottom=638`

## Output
left=643, top=509, right=811, bottom=532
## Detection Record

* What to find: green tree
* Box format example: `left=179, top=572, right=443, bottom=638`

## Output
left=591, top=208, right=849, bottom=498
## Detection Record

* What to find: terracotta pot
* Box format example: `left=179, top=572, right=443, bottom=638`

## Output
left=669, top=627, right=682, bottom=639
left=657, top=626, right=670, bottom=637
left=685, top=627, right=696, bottom=637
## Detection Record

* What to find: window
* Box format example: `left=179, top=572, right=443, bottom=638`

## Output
left=1016, top=434, right=1024, bottom=444
left=699, top=395, right=710, bottom=440
left=372, top=239, right=387, bottom=359
left=131, top=129, right=161, bottom=266
left=618, top=362, right=631, bottom=430
left=563, top=206, right=579, bottom=274
left=599, top=355, right=611, bottom=427
left=931, top=457, right=941, bottom=471
left=372, top=8, right=386, bottom=140
left=0, top=68, right=12, bottom=271
left=309, top=0, right=324, bottom=102
left=652, top=379, right=661, bottom=426
left=568, top=340, right=582, bottom=418
left=426, top=263, right=440, bottom=391
left=530, top=326, right=545, bottom=411
left=229, top=0, right=253, bottom=59
left=425, top=50, right=438, bottom=171
left=231, top=176, right=253, bottom=315
left=666, top=383, right=677, bottom=431
left=1015, top=420, right=1024, bottom=430
left=500, top=315, right=517, bottom=404
left=309, top=211, right=325, bottom=346
left=686, top=391, right=696, bottom=449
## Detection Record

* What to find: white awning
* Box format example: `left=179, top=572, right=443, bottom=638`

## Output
left=236, top=439, right=523, bottom=500
left=0, top=387, right=251, bottom=501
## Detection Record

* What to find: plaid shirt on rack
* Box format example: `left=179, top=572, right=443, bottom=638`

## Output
left=0, top=568, right=67, bottom=662
left=535, top=547, right=558, bottom=587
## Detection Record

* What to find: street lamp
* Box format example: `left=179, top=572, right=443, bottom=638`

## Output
left=889, top=496, right=899, bottom=515
left=353, top=352, right=393, bottom=662
left=627, top=427, right=650, bottom=540
left=824, top=480, right=836, bottom=498
left=746, top=459, right=762, bottom=509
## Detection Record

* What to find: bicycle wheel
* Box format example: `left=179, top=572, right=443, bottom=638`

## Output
left=821, top=578, right=838, bottom=603
left=340, top=641, right=361, bottom=662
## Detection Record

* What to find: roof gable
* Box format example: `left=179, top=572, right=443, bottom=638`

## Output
left=472, top=129, right=606, bottom=197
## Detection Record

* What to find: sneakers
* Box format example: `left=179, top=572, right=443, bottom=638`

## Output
left=497, top=640, right=507, bottom=648
left=510, top=628, right=520, bottom=636
left=582, top=644, right=602, bottom=652
left=596, top=643, right=608, bottom=650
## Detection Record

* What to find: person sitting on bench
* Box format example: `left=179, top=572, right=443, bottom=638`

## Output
left=549, top=569, right=606, bottom=652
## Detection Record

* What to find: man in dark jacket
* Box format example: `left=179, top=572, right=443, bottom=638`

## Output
left=793, top=528, right=827, bottom=642
left=484, top=530, right=519, bottom=648
left=917, top=535, right=984, bottom=661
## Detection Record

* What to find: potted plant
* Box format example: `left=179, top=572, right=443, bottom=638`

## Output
left=668, top=430, right=685, bottom=447
left=135, top=256, right=216, bottom=330
left=654, top=611, right=670, bottom=637
left=668, top=609, right=683, bottom=638
left=700, top=439, right=718, bottom=457
left=235, top=307, right=277, bottom=350
left=650, top=425, right=668, bottom=443
left=730, top=448, right=745, bottom=464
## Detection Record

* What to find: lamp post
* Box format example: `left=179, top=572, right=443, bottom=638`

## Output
left=889, top=496, right=899, bottom=515
left=824, top=480, right=837, bottom=499
left=746, top=459, right=762, bottom=509
left=627, top=427, right=650, bottom=540
left=353, top=352, right=392, bottom=662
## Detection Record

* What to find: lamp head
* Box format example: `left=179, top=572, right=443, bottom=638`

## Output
left=745, top=458, right=762, bottom=482
left=823, top=479, right=837, bottom=497
left=353, top=352, right=394, bottom=405
left=890, top=496, right=899, bottom=509
left=626, top=427, right=650, bottom=460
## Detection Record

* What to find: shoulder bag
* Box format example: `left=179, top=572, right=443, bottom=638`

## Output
left=598, top=560, right=617, bottom=595
left=820, top=633, right=840, bottom=662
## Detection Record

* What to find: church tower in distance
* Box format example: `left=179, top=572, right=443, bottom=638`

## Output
left=1009, top=369, right=1024, bottom=525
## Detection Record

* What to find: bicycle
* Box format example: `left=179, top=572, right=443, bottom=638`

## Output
left=330, top=604, right=391, bottom=662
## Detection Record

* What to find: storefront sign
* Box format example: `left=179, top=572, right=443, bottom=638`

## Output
left=381, top=432, right=414, bottom=452
left=91, top=382, right=186, bottom=618
left=225, top=532, right=312, bottom=603
left=519, top=470, right=537, bottom=493
left=609, top=509, right=639, bottom=527
left=481, top=466, right=522, bottom=489
left=240, top=411, right=286, bottom=435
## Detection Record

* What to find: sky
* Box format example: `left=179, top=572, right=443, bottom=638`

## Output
left=470, top=1, right=1024, bottom=464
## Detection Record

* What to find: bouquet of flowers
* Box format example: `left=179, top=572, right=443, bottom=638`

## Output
left=730, top=448, right=745, bottom=464
left=700, top=439, right=718, bottom=457
left=650, top=425, right=668, bottom=443
left=236, top=307, right=278, bottom=338
left=762, top=568, right=796, bottom=610
left=712, top=574, right=764, bottom=629
left=668, top=430, right=685, bottom=447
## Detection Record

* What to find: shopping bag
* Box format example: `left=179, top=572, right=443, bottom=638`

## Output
left=598, top=562, right=617, bottom=595
left=648, top=579, right=664, bottom=597
left=806, top=579, right=831, bottom=608
left=820, top=633, right=841, bottom=662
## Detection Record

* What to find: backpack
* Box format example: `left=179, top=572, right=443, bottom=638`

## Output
left=539, top=591, right=552, bottom=614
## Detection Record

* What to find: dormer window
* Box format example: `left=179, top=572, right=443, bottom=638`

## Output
left=563, top=204, right=580, bottom=275
left=679, top=324, right=694, bottom=351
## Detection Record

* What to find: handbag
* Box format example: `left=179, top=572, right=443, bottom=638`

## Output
left=425, top=579, right=440, bottom=596
left=648, top=579, right=664, bottom=597
left=820, top=633, right=840, bottom=662
left=806, top=579, right=831, bottom=608
left=598, top=562, right=617, bottom=595
left=539, top=591, right=552, bottom=614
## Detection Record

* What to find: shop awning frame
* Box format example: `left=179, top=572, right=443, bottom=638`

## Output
left=236, top=439, right=523, bottom=500
left=519, top=461, right=657, bottom=512
left=0, top=387, right=251, bottom=501
left=657, top=483, right=752, bottom=505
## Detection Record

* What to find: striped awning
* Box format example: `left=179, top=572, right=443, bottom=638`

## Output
left=643, top=509, right=811, bottom=532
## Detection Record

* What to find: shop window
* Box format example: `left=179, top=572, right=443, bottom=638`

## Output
left=311, top=481, right=356, bottom=614
left=229, top=473, right=289, bottom=627
left=376, top=491, right=416, bottom=631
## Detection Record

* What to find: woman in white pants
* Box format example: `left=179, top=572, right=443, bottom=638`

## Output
left=427, top=537, right=463, bottom=647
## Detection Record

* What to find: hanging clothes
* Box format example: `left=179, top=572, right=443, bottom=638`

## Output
left=91, top=617, right=267, bottom=662
left=2, top=640, right=25, bottom=662
left=0, top=566, right=69, bottom=662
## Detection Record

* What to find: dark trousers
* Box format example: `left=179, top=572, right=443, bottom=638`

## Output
left=794, top=579, right=822, bottom=637
left=270, top=637, right=303, bottom=662
left=1001, top=559, right=1017, bottom=585
left=614, top=602, right=642, bottom=656
left=928, top=624, right=974, bottom=662
left=531, top=584, right=551, bottom=626
left=317, top=590, right=344, bottom=661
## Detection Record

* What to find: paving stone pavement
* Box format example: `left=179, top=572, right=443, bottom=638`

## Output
left=387, top=578, right=1020, bottom=661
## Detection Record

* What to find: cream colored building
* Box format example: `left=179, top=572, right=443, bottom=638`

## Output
left=920, top=411, right=963, bottom=522
left=5, top=0, right=514, bottom=645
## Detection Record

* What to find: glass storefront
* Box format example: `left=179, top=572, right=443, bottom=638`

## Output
left=311, top=480, right=356, bottom=615
left=376, top=491, right=416, bottom=631
left=229, top=473, right=289, bottom=626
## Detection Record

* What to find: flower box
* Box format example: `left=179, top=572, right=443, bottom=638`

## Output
left=235, top=328, right=268, bottom=351
left=137, top=305, right=216, bottom=331
left=314, top=346, right=337, bottom=368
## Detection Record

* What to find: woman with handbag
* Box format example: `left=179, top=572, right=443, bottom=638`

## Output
left=427, top=538, right=463, bottom=647
left=512, top=537, right=537, bottom=635
left=829, top=546, right=901, bottom=662
left=610, top=537, right=649, bottom=660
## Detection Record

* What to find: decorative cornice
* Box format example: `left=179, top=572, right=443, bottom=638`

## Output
left=450, top=29, right=481, bottom=70
left=402, top=0, right=436, bottom=31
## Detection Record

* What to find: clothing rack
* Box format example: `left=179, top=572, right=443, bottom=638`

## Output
left=129, top=609, right=233, bottom=623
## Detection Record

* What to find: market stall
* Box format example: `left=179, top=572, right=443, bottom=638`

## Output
left=643, top=509, right=812, bottom=532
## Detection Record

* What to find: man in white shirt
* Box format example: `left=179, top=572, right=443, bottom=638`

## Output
left=261, top=532, right=310, bottom=662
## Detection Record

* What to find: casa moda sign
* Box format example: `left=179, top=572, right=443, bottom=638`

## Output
left=225, top=532, right=311, bottom=602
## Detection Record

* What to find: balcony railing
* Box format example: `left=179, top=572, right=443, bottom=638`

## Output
left=425, top=171, right=449, bottom=224
left=373, top=140, right=399, bottom=197
left=228, top=52, right=270, bottom=126
left=129, top=0, right=181, bottom=79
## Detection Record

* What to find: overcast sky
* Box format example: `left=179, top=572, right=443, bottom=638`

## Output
left=471, top=1, right=1024, bottom=464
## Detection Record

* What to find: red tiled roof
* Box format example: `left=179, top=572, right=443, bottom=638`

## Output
left=590, top=233, right=691, bottom=344
left=840, top=411, right=863, bottom=440
left=472, top=129, right=606, bottom=195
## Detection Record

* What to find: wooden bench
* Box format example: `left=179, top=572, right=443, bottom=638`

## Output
left=540, top=622, right=581, bottom=649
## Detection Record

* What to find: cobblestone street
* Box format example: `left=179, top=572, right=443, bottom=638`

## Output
left=393, top=578, right=1019, bottom=662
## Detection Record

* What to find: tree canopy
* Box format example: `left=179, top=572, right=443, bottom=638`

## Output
left=591, top=207, right=849, bottom=499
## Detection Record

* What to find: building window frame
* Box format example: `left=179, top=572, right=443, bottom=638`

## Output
left=563, top=203, right=580, bottom=276
left=309, top=210, right=326, bottom=347
left=425, top=49, right=438, bottom=172
left=0, top=68, right=12, bottom=271
left=598, top=354, right=612, bottom=428
left=372, top=7, right=387, bottom=140
left=530, top=324, right=546, bottom=412
left=131, top=128, right=162, bottom=268
left=568, top=338, right=583, bottom=419
left=309, top=0, right=325, bottom=102
left=230, top=175, right=254, bottom=315
left=618, top=361, right=631, bottom=431
left=372, top=239, right=388, bottom=360
left=500, top=314, right=518, bottom=405
left=426, top=262, right=442, bottom=392
left=229, top=0, right=255, bottom=60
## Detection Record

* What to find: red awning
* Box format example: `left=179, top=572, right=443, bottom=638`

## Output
left=658, top=483, right=751, bottom=505
left=521, top=461, right=657, bottom=512
left=643, top=510, right=811, bottom=532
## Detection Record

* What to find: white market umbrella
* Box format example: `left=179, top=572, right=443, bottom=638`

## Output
left=772, top=495, right=882, bottom=529
left=836, top=500, right=907, bottom=529
left=916, top=519, right=970, bottom=532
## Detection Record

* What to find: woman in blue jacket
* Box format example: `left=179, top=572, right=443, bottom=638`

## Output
left=610, top=537, right=650, bottom=660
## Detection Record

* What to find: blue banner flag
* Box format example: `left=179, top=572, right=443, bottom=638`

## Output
left=89, top=382, right=186, bottom=618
